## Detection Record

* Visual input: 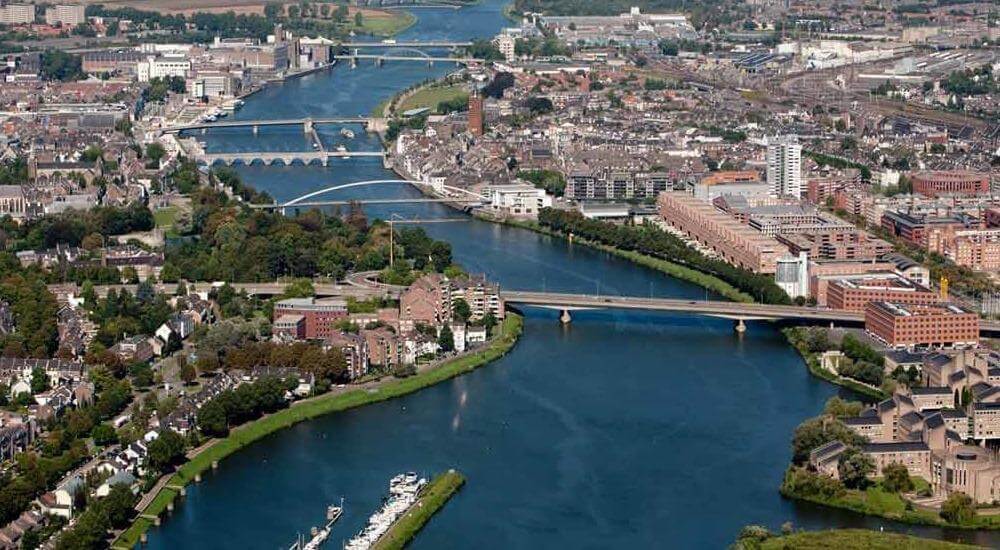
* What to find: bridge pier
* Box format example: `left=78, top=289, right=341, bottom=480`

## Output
left=350, top=57, right=357, bottom=69
left=559, top=309, right=571, bottom=324
left=252, top=125, right=258, bottom=135
left=303, top=119, right=313, bottom=133
left=734, top=319, right=746, bottom=333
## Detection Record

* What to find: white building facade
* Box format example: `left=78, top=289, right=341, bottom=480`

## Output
left=766, top=135, right=802, bottom=199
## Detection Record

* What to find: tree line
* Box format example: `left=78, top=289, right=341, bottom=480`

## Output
left=537, top=208, right=790, bottom=304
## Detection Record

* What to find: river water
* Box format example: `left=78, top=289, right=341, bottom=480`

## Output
left=149, top=2, right=1000, bottom=548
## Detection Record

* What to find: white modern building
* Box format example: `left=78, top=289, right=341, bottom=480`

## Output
left=775, top=252, right=809, bottom=298
left=137, top=55, right=191, bottom=82
left=486, top=184, right=552, bottom=219
left=766, top=135, right=802, bottom=199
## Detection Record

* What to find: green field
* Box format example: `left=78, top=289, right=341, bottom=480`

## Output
left=153, top=206, right=179, bottom=228
left=112, top=315, right=522, bottom=549
left=757, top=529, right=980, bottom=549
left=351, top=10, right=416, bottom=36
left=372, top=470, right=466, bottom=550
left=398, top=84, right=469, bottom=114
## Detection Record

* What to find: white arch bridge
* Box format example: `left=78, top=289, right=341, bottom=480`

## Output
left=247, top=179, right=488, bottom=211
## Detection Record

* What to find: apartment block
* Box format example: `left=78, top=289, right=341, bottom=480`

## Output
left=658, top=192, right=784, bottom=274
left=865, top=301, right=980, bottom=349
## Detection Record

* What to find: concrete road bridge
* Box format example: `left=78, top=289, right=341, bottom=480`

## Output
left=501, top=291, right=1000, bottom=335
left=60, top=280, right=1000, bottom=336
left=334, top=54, right=484, bottom=67
left=339, top=41, right=472, bottom=48
left=161, top=117, right=387, bottom=134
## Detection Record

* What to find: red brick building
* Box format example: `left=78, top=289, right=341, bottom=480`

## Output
left=273, top=297, right=348, bottom=339
left=826, top=273, right=940, bottom=311
left=911, top=171, right=990, bottom=197
left=865, top=301, right=979, bottom=349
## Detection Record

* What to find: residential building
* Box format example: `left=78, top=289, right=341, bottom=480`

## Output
left=0, top=4, right=34, bottom=25
left=766, top=135, right=802, bottom=199
left=865, top=301, right=980, bottom=349
left=493, top=34, right=516, bottom=62
left=658, top=192, right=784, bottom=273
left=44, top=4, right=85, bottom=26
left=273, top=297, right=348, bottom=340
left=862, top=442, right=932, bottom=479
left=825, top=272, right=940, bottom=311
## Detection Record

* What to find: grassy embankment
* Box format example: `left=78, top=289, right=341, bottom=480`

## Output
left=756, top=529, right=981, bottom=549
left=782, top=327, right=887, bottom=400
left=350, top=8, right=416, bottom=37
left=494, top=218, right=755, bottom=303
left=112, top=314, right=522, bottom=549
left=782, top=467, right=1000, bottom=531
left=397, top=84, right=468, bottom=113
left=371, top=470, right=466, bottom=550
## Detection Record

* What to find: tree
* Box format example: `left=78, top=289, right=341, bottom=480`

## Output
left=91, top=423, right=118, bottom=446
left=197, top=398, right=229, bottom=437
left=823, top=396, right=863, bottom=417
left=147, top=429, right=186, bottom=473
left=452, top=298, right=471, bottom=322
left=438, top=324, right=454, bottom=352
left=180, top=361, right=197, bottom=386
left=791, top=416, right=866, bottom=464
left=882, top=462, right=914, bottom=493
left=281, top=278, right=315, bottom=299
left=30, top=367, right=49, bottom=394
left=145, top=143, right=166, bottom=165
left=354, top=11, right=363, bottom=26
left=940, top=493, right=975, bottom=524
left=837, top=447, right=874, bottom=489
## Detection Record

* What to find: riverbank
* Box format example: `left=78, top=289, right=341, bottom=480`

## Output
left=371, top=470, right=466, bottom=550
left=782, top=327, right=887, bottom=401
left=113, top=314, right=522, bottom=549
left=781, top=467, right=1000, bottom=532
left=744, top=529, right=981, bottom=549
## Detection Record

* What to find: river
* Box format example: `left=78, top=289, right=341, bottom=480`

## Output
left=148, top=2, right=1000, bottom=548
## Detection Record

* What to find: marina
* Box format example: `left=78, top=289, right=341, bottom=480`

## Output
left=344, top=473, right=426, bottom=550
left=289, top=501, right=344, bottom=550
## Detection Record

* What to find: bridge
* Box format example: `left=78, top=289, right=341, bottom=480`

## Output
left=501, top=291, right=1000, bottom=335
left=56, top=281, right=1000, bottom=336
left=339, top=41, right=472, bottom=48
left=161, top=117, right=386, bottom=134
left=252, top=179, right=488, bottom=213
left=335, top=54, right=484, bottom=67
left=198, top=150, right=385, bottom=167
